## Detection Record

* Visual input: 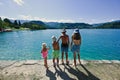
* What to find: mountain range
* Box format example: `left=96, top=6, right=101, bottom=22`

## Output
left=7, top=18, right=120, bottom=29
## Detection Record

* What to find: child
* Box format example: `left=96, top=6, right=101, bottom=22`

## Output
left=52, top=36, right=60, bottom=66
left=41, top=43, right=49, bottom=69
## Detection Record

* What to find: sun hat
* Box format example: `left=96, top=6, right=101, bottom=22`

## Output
left=42, top=43, right=47, bottom=47
left=51, top=35, right=56, bottom=42
left=61, top=28, right=66, bottom=33
left=74, top=28, right=79, bottom=33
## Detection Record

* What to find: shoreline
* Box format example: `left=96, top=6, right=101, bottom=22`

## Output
left=0, top=59, right=120, bottom=68
left=0, top=60, right=120, bottom=80
left=0, top=59, right=120, bottom=63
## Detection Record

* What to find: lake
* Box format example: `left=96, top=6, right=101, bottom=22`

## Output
left=0, top=29, right=120, bottom=60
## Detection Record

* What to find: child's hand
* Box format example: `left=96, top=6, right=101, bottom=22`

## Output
left=40, top=51, right=42, bottom=53
left=48, top=46, right=50, bottom=50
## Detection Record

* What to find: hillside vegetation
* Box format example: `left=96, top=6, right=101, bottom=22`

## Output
left=0, top=17, right=120, bottom=32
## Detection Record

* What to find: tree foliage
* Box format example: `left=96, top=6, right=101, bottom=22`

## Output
left=1, top=17, right=120, bottom=32
left=22, top=21, right=46, bottom=30
left=0, top=17, right=46, bottom=31
left=0, top=17, right=3, bottom=28
left=95, top=22, right=120, bottom=29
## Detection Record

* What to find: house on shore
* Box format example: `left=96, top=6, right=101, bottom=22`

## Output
left=0, top=28, right=12, bottom=32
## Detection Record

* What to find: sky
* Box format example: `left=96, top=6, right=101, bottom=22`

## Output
left=0, top=0, right=120, bottom=24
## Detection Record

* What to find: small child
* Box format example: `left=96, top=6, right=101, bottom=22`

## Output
left=51, top=36, right=60, bottom=66
left=41, top=43, right=49, bottom=69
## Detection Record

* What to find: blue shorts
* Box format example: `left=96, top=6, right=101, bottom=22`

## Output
left=61, top=44, right=68, bottom=53
left=71, top=45, right=80, bottom=53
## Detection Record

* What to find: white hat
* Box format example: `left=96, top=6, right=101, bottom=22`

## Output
left=51, top=35, right=56, bottom=42
left=74, top=28, right=79, bottom=33
left=61, top=28, right=66, bottom=33
left=42, top=43, right=47, bottom=47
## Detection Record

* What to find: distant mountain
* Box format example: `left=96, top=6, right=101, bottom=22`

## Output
left=30, top=21, right=45, bottom=25
left=93, top=20, right=120, bottom=29
left=111, top=20, right=120, bottom=23
left=44, top=22, right=61, bottom=29
left=45, top=22, right=92, bottom=29
left=21, top=20, right=120, bottom=29
left=92, top=23, right=104, bottom=27
left=22, top=20, right=47, bottom=29
left=60, top=23, right=92, bottom=29
left=1, top=16, right=120, bottom=29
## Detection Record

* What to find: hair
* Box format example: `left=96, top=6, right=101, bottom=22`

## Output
left=73, top=33, right=81, bottom=40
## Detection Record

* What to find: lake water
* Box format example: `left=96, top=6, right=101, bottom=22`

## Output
left=0, top=29, right=120, bottom=60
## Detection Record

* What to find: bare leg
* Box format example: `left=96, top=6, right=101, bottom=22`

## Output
left=66, top=52, right=69, bottom=64
left=53, top=58, right=55, bottom=66
left=44, top=58, right=46, bottom=66
left=45, top=57, right=48, bottom=68
left=62, top=52, right=64, bottom=64
left=78, top=53, right=81, bottom=64
left=57, top=58, right=59, bottom=65
left=74, top=52, right=76, bottom=67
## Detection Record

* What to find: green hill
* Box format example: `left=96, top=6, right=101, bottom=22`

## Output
left=94, top=21, right=120, bottom=29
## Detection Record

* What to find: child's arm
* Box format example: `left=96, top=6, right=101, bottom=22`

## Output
left=47, top=46, right=50, bottom=50
left=40, top=49, right=43, bottom=53
left=57, top=36, right=61, bottom=43
left=40, top=50, right=42, bottom=53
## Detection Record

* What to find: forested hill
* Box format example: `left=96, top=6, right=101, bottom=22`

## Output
left=45, top=22, right=92, bottom=29
left=0, top=17, right=120, bottom=31
left=94, top=21, right=120, bottom=29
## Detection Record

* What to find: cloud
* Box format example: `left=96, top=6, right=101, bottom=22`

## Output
left=18, top=15, right=75, bottom=23
left=13, top=0, right=24, bottom=6
left=0, top=16, right=17, bottom=20
left=41, top=18, right=74, bottom=23
left=2, top=15, right=119, bottom=24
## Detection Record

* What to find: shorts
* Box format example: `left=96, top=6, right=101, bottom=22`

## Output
left=52, top=50, right=59, bottom=58
left=71, top=44, right=80, bottom=53
left=61, top=44, right=68, bottom=53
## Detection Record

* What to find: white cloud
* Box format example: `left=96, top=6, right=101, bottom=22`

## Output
left=1, top=15, right=102, bottom=23
left=40, top=18, right=74, bottom=23
left=13, top=0, right=24, bottom=6
left=18, top=15, right=75, bottom=23
left=0, top=16, right=16, bottom=20
left=1, top=15, right=119, bottom=24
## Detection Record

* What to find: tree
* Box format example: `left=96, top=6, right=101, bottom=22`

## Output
left=0, top=17, right=3, bottom=28
left=18, top=20, right=21, bottom=26
left=0, top=17, right=4, bottom=31
left=14, top=20, right=20, bottom=29
left=14, top=20, right=18, bottom=25
left=3, top=18, right=13, bottom=28
left=22, top=21, right=46, bottom=30
left=4, top=18, right=12, bottom=24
